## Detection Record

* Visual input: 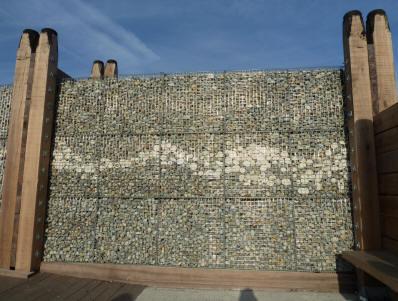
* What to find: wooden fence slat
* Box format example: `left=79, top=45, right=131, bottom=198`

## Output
left=0, top=30, right=38, bottom=269
left=381, top=216, right=398, bottom=241
left=377, top=150, right=398, bottom=174
left=374, top=103, right=398, bottom=134
left=375, top=127, right=398, bottom=154
left=382, top=237, right=398, bottom=255
left=379, top=174, right=398, bottom=195
left=15, top=28, right=58, bottom=272
left=90, top=60, right=104, bottom=79
left=380, top=196, right=398, bottom=216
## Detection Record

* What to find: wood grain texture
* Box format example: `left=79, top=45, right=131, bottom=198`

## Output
left=380, top=196, right=398, bottom=216
left=343, top=11, right=381, bottom=250
left=382, top=237, right=398, bottom=256
left=374, top=103, right=398, bottom=134
left=40, top=262, right=355, bottom=293
left=379, top=174, right=398, bottom=195
left=15, top=29, right=58, bottom=272
left=0, top=30, right=38, bottom=269
left=342, top=250, right=398, bottom=292
left=377, top=150, right=398, bottom=174
left=381, top=216, right=398, bottom=241
left=366, top=10, right=397, bottom=115
left=375, top=127, right=398, bottom=154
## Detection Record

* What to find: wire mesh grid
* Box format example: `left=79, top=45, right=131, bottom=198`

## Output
left=44, top=67, right=353, bottom=272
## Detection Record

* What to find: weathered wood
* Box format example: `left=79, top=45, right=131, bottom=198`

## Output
left=379, top=174, right=398, bottom=195
left=0, top=30, right=38, bottom=269
left=40, top=262, right=355, bottom=292
left=374, top=102, right=398, bottom=134
left=342, top=250, right=398, bottom=292
left=366, top=10, right=397, bottom=115
left=0, top=268, right=34, bottom=279
left=15, top=28, right=58, bottom=272
left=375, top=127, right=398, bottom=154
left=380, top=196, right=398, bottom=216
left=343, top=10, right=381, bottom=250
left=383, top=237, right=398, bottom=255
left=104, top=59, right=118, bottom=78
left=377, top=150, right=398, bottom=174
left=381, top=216, right=398, bottom=241
left=90, top=60, right=104, bottom=79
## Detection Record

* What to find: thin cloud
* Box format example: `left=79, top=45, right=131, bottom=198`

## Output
left=0, top=0, right=159, bottom=77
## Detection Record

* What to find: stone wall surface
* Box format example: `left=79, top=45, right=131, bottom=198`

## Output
left=43, top=69, right=354, bottom=272
left=0, top=85, right=12, bottom=202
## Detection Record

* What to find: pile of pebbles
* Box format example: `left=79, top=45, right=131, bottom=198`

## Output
left=43, top=69, right=353, bottom=272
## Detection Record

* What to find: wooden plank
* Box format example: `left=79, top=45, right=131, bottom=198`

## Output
left=63, top=280, right=102, bottom=301
left=342, top=250, right=398, bottom=292
left=343, top=10, right=381, bottom=250
left=382, top=237, right=398, bottom=255
left=374, top=103, right=398, bottom=134
left=40, top=262, right=355, bottom=293
left=95, top=282, right=125, bottom=301
left=0, top=268, right=34, bottom=279
left=0, top=273, right=51, bottom=299
left=379, top=174, right=398, bottom=195
left=380, top=196, right=398, bottom=217
left=375, top=127, right=398, bottom=154
left=0, top=276, right=25, bottom=294
left=103, top=282, right=146, bottom=301
left=15, top=28, right=58, bottom=272
left=366, top=10, right=397, bottom=115
left=381, top=216, right=398, bottom=241
left=0, top=30, right=38, bottom=269
left=377, top=150, right=398, bottom=174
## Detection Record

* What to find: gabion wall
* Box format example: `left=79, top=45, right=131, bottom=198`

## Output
left=0, top=85, right=12, bottom=204
left=43, top=69, right=354, bottom=272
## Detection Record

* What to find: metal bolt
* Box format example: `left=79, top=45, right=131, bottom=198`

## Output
left=40, top=184, right=44, bottom=191
left=351, top=147, right=355, bottom=153
left=347, top=95, right=351, bottom=100
left=352, top=166, right=356, bottom=172
left=355, top=223, right=359, bottom=230
left=50, top=56, right=55, bottom=62
left=348, top=111, right=353, bottom=117
left=34, top=250, right=40, bottom=257
left=50, top=71, right=54, bottom=78
left=37, top=216, right=42, bottom=223
left=356, top=242, right=361, bottom=249
left=44, top=133, right=49, bottom=140
left=353, top=184, right=357, bottom=191
left=47, top=87, right=52, bottom=93
left=346, top=75, right=350, bottom=81
left=350, top=129, right=353, bottom=136
left=354, top=204, right=358, bottom=211
left=43, top=151, right=48, bottom=157
left=36, top=233, right=40, bottom=240
left=45, top=117, right=50, bottom=124
left=38, top=200, right=43, bottom=206
left=47, top=102, right=52, bottom=109
left=41, top=167, right=46, bottom=173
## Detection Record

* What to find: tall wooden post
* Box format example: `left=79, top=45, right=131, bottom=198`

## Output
left=0, top=30, right=38, bottom=271
left=91, top=60, right=104, bottom=79
left=367, top=9, right=397, bottom=115
left=104, top=59, right=118, bottom=78
left=343, top=10, right=383, bottom=298
left=15, top=28, right=58, bottom=272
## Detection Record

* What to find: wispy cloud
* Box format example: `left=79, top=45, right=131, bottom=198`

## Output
left=0, top=0, right=159, bottom=77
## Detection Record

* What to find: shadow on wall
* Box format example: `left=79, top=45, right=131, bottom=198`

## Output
left=239, top=288, right=258, bottom=301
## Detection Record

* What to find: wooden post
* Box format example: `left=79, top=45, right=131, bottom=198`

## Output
left=343, top=9, right=381, bottom=252
left=366, top=9, right=397, bottom=115
left=91, top=60, right=104, bottom=79
left=104, top=59, right=118, bottom=78
left=0, top=30, right=38, bottom=270
left=15, top=28, right=58, bottom=272
left=343, top=9, right=383, bottom=298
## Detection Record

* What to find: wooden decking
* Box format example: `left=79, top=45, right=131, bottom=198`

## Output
left=0, top=273, right=146, bottom=301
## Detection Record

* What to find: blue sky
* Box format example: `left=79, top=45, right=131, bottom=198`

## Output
left=0, top=0, right=397, bottom=85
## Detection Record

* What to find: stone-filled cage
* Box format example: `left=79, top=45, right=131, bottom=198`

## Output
left=41, top=67, right=354, bottom=272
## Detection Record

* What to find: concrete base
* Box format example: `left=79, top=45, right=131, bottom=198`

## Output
left=0, top=268, right=35, bottom=279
